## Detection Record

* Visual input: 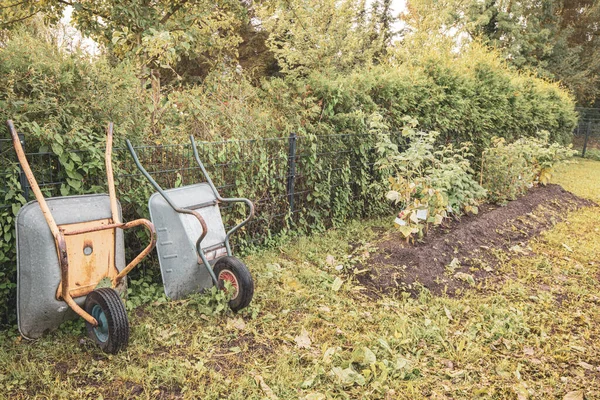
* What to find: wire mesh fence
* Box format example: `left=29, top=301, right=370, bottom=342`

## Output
left=0, top=131, right=387, bottom=257
left=574, top=108, right=600, bottom=158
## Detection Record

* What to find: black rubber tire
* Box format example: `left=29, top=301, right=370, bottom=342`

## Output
left=213, top=256, right=254, bottom=312
left=84, top=288, right=130, bottom=354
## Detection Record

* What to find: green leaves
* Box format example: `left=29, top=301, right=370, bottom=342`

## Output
left=331, top=366, right=366, bottom=387
left=351, top=347, right=377, bottom=366
left=481, top=135, right=576, bottom=204
left=331, top=277, right=344, bottom=292
left=380, top=120, right=485, bottom=241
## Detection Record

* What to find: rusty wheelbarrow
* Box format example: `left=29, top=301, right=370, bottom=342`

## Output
left=126, top=135, right=254, bottom=311
left=8, top=120, right=156, bottom=353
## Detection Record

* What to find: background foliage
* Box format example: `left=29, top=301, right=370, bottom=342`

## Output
left=402, top=0, right=600, bottom=107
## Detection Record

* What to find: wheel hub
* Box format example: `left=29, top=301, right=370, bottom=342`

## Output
left=218, top=270, right=239, bottom=300
left=91, top=304, right=109, bottom=343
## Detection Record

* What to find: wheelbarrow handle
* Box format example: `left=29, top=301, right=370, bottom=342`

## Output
left=114, top=218, right=157, bottom=282
left=105, top=122, right=121, bottom=224
left=125, top=139, right=209, bottom=252
left=7, top=120, right=61, bottom=238
left=189, top=135, right=255, bottom=255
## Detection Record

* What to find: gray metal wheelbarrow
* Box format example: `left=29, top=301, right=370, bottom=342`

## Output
left=8, top=121, right=156, bottom=353
left=126, top=135, right=254, bottom=311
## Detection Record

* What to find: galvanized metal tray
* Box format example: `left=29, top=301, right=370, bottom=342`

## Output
left=16, top=194, right=125, bottom=339
left=149, top=183, right=227, bottom=300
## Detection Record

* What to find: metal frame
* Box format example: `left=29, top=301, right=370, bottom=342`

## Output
left=7, top=120, right=156, bottom=327
left=126, top=135, right=254, bottom=286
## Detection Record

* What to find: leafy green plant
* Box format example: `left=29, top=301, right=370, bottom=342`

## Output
left=125, top=275, right=167, bottom=311
left=377, top=117, right=486, bottom=240
left=481, top=133, right=576, bottom=203
left=187, top=283, right=234, bottom=316
left=0, top=163, right=25, bottom=325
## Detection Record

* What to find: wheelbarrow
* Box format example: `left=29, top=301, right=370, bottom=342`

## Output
left=8, top=120, right=156, bottom=353
left=126, top=135, right=254, bottom=311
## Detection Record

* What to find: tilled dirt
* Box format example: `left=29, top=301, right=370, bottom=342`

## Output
left=355, top=184, right=596, bottom=298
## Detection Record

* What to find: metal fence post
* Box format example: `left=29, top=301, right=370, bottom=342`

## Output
left=582, top=120, right=591, bottom=158
left=287, top=132, right=297, bottom=213
left=17, top=133, right=30, bottom=201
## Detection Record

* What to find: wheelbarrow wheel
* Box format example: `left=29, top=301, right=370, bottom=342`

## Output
left=213, top=256, right=254, bottom=312
left=84, top=288, right=129, bottom=354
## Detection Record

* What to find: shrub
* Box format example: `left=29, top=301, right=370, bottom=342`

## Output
left=0, top=28, right=148, bottom=145
left=377, top=117, right=486, bottom=240
left=306, top=43, right=577, bottom=151
left=480, top=133, right=577, bottom=204
left=0, top=26, right=578, bottom=327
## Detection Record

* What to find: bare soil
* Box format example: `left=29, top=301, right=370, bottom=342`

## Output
left=355, top=184, right=596, bottom=298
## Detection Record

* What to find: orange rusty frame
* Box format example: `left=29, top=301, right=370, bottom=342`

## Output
left=7, top=120, right=156, bottom=326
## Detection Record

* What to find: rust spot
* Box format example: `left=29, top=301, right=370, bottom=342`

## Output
left=83, top=239, right=94, bottom=256
left=56, top=219, right=118, bottom=299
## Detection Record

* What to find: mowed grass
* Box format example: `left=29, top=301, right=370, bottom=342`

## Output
left=552, top=158, right=600, bottom=202
left=0, top=160, right=599, bottom=399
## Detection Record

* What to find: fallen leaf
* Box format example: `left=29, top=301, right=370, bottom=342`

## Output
left=441, top=359, right=454, bottom=370
left=227, top=318, right=246, bottom=330
left=563, top=390, right=584, bottom=400
left=454, top=272, right=475, bottom=286
left=514, top=383, right=529, bottom=400
left=444, top=307, right=453, bottom=321
left=351, top=347, right=377, bottom=365
left=570, top=345, right=586, bottom=353
left=578, top=361, right=594, bottom=370
left=510, top=245, right=527, bottom=255
left=254, top=375, right=278, bottom=400
left=301, top=376, right=315, bottom=389
left=295, top=327, right=312, bottom=349
left=523, top=347, right=535, bottom=356
left=448, top=258, right=461, bottom=272
left=283, top=277, right=301, bottom=290
left=331, top=367, right=366, bottom=386
left=323, top=347, right=336, bottom=363
left=331, top=277, right=344, bottom=291
left=326, top=255, right=335, bottom=266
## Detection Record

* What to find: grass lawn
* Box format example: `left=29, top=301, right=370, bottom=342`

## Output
left=0, top=159, right=599, bottom=399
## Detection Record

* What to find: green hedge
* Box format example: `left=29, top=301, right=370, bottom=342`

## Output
left=305, top=55, right=577, bottom=150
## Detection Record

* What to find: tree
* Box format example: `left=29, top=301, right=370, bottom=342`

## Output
left=402, top=0, right=600, bottom=105
left=255, top=0, right=399, bottom=76
left=1, top=0, right=248, bottom=80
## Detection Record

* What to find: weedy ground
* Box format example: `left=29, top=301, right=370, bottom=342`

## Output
left=0, top=159, right=599, bottom=400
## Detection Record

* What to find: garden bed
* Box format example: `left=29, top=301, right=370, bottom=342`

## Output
left=355, top=184, right=596, bottom=297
